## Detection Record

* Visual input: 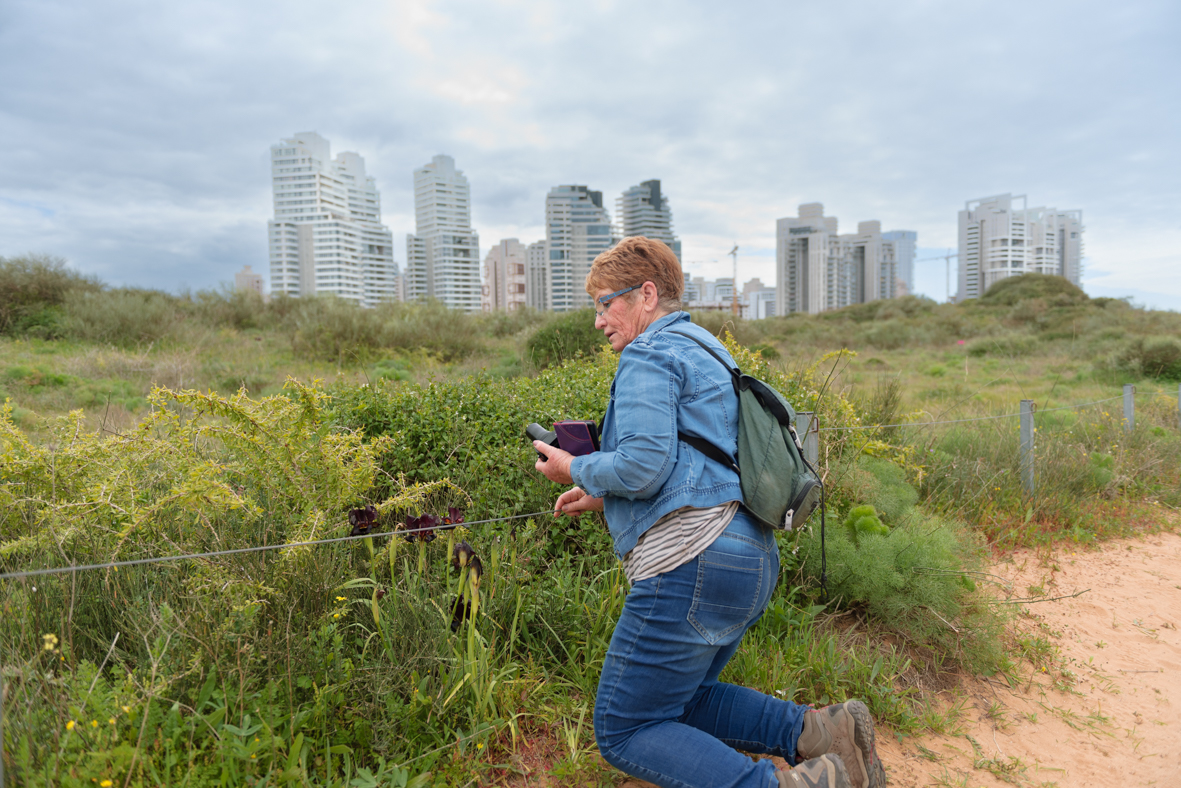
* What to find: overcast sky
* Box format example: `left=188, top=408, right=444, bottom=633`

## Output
left=2, top=0, right=1178, bottom=308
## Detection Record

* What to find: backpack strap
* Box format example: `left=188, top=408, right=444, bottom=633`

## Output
left=665, top=328, right=740, bottom=473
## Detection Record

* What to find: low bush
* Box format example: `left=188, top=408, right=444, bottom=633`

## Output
left=1111, top=335, right=1181, bottom=381
left=980, top=273, right=1088, bottom=307
left=0, top=254, right=102, bottom=337
left=524, top=307, right=607, bottom=369
left=63, top=288, right=189, bottom=346
left=793, top=508, right=1002, bottom=673
left=966, top=333, right=1038, bottom=357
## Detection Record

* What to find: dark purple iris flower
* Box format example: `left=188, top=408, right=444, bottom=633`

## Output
left=348, top=505, right=378, bottom=537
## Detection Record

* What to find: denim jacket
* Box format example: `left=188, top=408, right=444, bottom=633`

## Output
left=569, top=311, right=742, bottom=559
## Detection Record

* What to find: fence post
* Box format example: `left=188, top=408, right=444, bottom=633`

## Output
left=795, top=411, right=819, bottom=467
left=1, top=638, right=5, bottom=788
left=1177, top=383, right=1180, bottom=432
left=1020, top=399, right=1035, bottom=497
left=1123, top=384, right=1135, bottom=432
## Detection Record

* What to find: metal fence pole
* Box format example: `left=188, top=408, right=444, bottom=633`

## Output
left=1123, top=384, right=1135, bottom=432
left=1, top=637, right=5, bottom=788
left=1020, top=399, right=1036, bottom=497
left=795, top=411, right=819, bottom=467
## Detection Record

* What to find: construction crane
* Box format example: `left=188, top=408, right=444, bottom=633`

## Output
left=914, top=248, right=958, bottom=302
left=729, top=244, right=739, bottom=318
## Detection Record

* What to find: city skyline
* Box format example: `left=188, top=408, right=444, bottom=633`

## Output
left=1, top=1, right=1177, bottom=309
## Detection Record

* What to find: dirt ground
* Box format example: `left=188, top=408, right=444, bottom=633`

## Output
left=611, top=529, right=1181, bottom=788
left=504, top=529, right=1180, bottom=788
left=873, top=529, right=1181, bottom=788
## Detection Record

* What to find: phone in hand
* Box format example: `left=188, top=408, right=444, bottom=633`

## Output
left=552, top=421, right=600, bottom=456
left=526, top=421, right=600, bottom=460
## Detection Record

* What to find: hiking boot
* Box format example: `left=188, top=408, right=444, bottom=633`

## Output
left=796, top=700, right=886, bottom=788
left=775, top=754, right=852, bottom=788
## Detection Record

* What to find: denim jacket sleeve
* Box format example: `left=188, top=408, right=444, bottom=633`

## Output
left=569, top=338, right=680, bottom=500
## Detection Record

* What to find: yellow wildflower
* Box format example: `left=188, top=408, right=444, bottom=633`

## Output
left=101, top=781, right=113, bottom=788
left=333, top=613, right=340, bottom=619
left=109, top=718, right=116, bottom=725
left=122, top=706, right=131, bottom=714
left=42, top=633, right=59, bottom=651
left=66, top=720, right=76, bottom=730
left=335, top=596, right=347, bottom=601
left=91, top=720, right=99, bottom=728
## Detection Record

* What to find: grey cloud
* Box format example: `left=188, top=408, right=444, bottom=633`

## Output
left=1, top=0, right=1178, bottom=303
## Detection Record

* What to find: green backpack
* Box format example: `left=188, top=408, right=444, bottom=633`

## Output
left=668, top=329, right=824, bottom=533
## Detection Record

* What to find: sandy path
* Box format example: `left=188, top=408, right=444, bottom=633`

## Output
left=877, top=530, right=1181, bottom=787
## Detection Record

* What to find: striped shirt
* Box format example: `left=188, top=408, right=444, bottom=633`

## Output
left=620, top=501, right=740, bottom=584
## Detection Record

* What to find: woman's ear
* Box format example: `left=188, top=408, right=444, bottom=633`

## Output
left=642, top=281, right=660, bottom=309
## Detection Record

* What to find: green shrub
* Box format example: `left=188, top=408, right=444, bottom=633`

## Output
left=795, top=510, right=1002, bottom=672
left=1112, top=336, right=1181, bottom=381
left=686, top=311, right=765, bottom=347
left=63, top=288, right=188, bottom=346
left=191, top=286, right=272, bottom=331
left=473, top=306, right=549, bottom=339
left=525, top=308, right=608, bottom=369
left=980, top=273, right=1087, bottom=306
left=0, top=254, right=101, bottom=336
left=838, top=457, right=919, bottom=524
left=966, top=333, right=1038, bottom=357
left=375, top=299, right=481, bottom=360
left=843, top=504, right=888, bottom=542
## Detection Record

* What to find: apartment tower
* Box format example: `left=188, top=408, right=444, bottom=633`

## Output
left=617, top=179, right=681, bottom=260
left=957, top=194, right=1084, bottom=301
left=481, top=239, right=529, bottom=312
left=267, top=132, right=398, bottom=306
left=545, top=185, right=615, bottom=312
left=406, top=155, right=481, bottom=312
left=776, top=203, right=916, bottom=315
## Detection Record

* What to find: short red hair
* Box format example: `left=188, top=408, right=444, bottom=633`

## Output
left=586, top=236, right=683, bottom=312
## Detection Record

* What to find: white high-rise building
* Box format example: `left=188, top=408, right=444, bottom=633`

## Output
left=267, top=132, right=397, bottom=306
left=545, top=185, right=615, bottom=312
left=406, top=155, right=481, bottom=312
left=617, top=179, right=681, bottom=261
left=481, top=239, right=529, bottom=312
left=957, top=194, right=1084, bottom=301
left=776, top=203, right=916, bottom=315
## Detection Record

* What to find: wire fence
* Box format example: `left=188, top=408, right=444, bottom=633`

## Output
left=817, top=395, right=1125, bottom=432
left=4, top=387, right=1170, bottom=585
left=0, top=510, right=552, bottom=583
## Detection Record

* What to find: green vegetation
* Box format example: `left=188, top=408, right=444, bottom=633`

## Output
left=1, top=257, right=1179, bottom=785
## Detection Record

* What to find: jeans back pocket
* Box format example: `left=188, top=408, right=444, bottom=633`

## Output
left=687, top=549, right=764, bottom=645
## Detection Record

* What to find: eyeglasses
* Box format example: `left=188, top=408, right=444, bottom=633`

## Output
left=594, top=284, right=641, bottom=318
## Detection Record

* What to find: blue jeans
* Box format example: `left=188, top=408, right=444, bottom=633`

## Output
left=594, top=509, right=808, bottom=788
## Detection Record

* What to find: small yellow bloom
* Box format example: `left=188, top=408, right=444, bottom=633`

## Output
left=122, top=706, right=131, bottom=714
left=101, top=781, right=113, bottom=788
left=335, top=596, right=347, bottom=601
left=91, top=720, right=99, bottom=728
left=333, top=613, right=340, bottom=619
left=109, top=718, right=116, bottom=725
left=42, top=633, right=59, bottom=651
left=250, top=754, right=256, bottom=759
left=66, top=720, right=76, bottom=730
left=477, top=742, right=484, bottom=750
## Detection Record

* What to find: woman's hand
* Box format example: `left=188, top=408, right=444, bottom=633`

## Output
left=553, top=486, right=604, bottom=516
left=533, top=440, right=575, bottom=485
